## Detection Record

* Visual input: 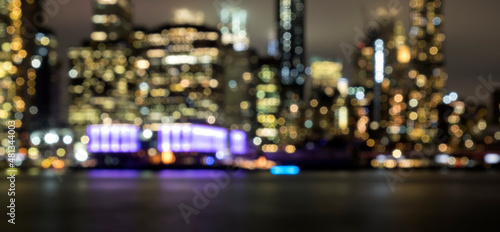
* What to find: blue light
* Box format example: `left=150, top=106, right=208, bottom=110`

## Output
left=443, top=95, right=451, bottom=104
left=205, top=156, right=215, bottom=166
left=270, top=165, right=300, bottom=175
left=229, top=80, right=237, bottom=88
left=139, top=82, right=149, bottom=91
left=38, top=47, right=48, bottom=56
left=35, top=32, right=45, bottom=41
left=304, top=120, right=313, bottom=128
left=304, top=67, right=312, bottom=75
left=433, top=17, right=441, bottom=26
left=356, top=91, right=365, bottom=100
left=296, top=76, right=304, bottom=85
left=435, top=154, right=449, bottom=164
left=374, top=39, right=384, bottom=84
left=449, top=92, right=458, bottom=101
left=484, top=153, right=500, bottom=164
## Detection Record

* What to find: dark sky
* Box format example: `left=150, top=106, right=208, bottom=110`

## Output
left=47, top=0, right=500, bottom=102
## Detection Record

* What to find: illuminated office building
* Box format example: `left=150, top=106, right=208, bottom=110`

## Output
left=0, top=0, right=17, bottom=134
left=91, top=0, right=133, bottom=43
left=437, top=98, right=488, bottom=153
left=0, top=0, right=60, bottom=152
left=222, top=49, right=259, bottom=133
left=407, top=0, right=446, bottom=144
left=31, top=29, right=60, bottom=129
left=310, top=60, right=342, bottom=91
left=406, top=1, right=487, bottom=154
left=68, top=0, right=138, bottom=141
left=277, top=0, right=305, bottom=86
left=67, top=43, right=138, bottom=128
left=307, top=59, right=349, bottom=140
left=276, top=0, right=306, bottom=147
left=138, top=23, right=224, bottom=127
left=352, top=8, right=410, bottom=153
left=375, top=19, right=410, bottom=145
left=219, top=6, right=249, bottom=52
left=218, top=6, right=258, bottom=135
left=254, top=57, right=281, bottom=152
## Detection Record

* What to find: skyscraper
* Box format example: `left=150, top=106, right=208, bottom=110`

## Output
left=222, top=48, right=259, bottom=132
left=277, top=0, right=305, bottom=87
left=68, top=0, right=137, bottom=141
left=218, top=6, right=258, bottom=132
left=350, top=7, right=411, bottom=154
left=255, top=57, right=281, bottom=152
left=31, top=29, right=60, bottom=129
left=407, top=0, right=446, bottom=144
left=308, top=59, right=349, bottom=140
left=0, top=0, right=18, bottom=133
left=0, top=0, right=60, bottom=151
left=91, top=0, right=133, bottom=43
left=276, top=0, right=306, bottom=147
left=219, top=6, right=249, bottom=52
left=137, top=23, right=224, bottom=126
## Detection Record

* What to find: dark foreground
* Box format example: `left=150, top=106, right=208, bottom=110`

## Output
left=1, top=169, right=500, bottom=232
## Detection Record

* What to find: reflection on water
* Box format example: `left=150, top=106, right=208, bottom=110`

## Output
left=1, top=170, right=500, bottom=231
left=87, top=169, right=142, bottom=178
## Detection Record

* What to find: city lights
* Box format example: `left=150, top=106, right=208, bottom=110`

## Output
left=44, top=132, right=59, bottom=145
left=75, top=150, right=89, bottom=162
left=374, top=39, right=384, bottom=84
left=158, top=124, right=228, bottom=153
left=270, top=165, right=300, bottom=175
left=230, top=130, right=247, bottom=155
left=63, top=135, right=73, bottom=145
left=0, top=1, right=499, bottom=230
left=0, top=0, right=493, bottom=172
left=87, top=125, right=140, bottom=153
left=484, top=153, right=500, bottom=165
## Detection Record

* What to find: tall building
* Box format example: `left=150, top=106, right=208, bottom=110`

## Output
left=136, top=24, right=224, bottom=127
left=277, top=0, right=305, bottom=87
left=0, top=0, right=18, bottom=134
left=407, top=0, right=446, bottom=144
left=437, top=97, right=487, bottom=154
left=222, top=48, right=259, bottom=133
left=351, top=8, right=411, bottom=154
left=0, top=0, right=60, bottom=153
left=308, top=59, right=349, bottom=140
left=219, top=6, right=249, bottom=52
left=68, top=0, right=137, bottom=141
left=217, top=6, right=258, bottom=132
left=31, top=29, right=60, bottom=130
left=276, top=0, right=306, bottom=147
left=254, top=57, right=281, bottom=153
left=91, top=0, right=133, bottom=43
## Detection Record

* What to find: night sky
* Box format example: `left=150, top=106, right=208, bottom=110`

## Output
left=46, top=0, right=500, bottom=105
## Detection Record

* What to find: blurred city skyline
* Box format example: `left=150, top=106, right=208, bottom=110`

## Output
left=46, top=0, right=500, bottom=103
left=1, top=2, right=499, bottom=231
left=0, top=0, right=498, bottom=170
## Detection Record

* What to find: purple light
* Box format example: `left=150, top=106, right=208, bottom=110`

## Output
left=87, top=125, right=140, bottom=153
left=101, top=126, right=110, bottom=152
left=230, top=130, right=247, bottom=155
left=88, top=170, right=140, bottom=178
left=158, top=124, right=228, bottom=153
